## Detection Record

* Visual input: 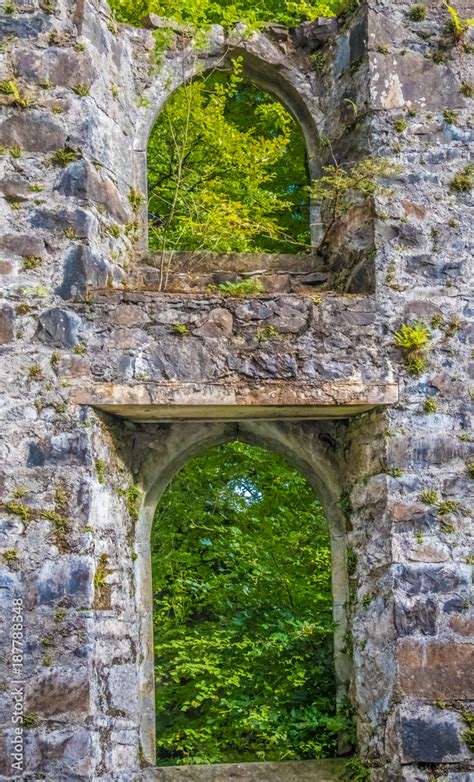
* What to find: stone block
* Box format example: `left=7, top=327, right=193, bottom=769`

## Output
left=394, top=598, right=437, bottom=637
left=0, top=303, right=15, bottom=344
left=194, top=308, right=234, bottom=338
left=397, top=641, right=474, bottom=699
left=394, top=564, right=470, bottom=596
left=36, top=308, right=81, bottom=348
left=26, top=668, right=90, bottom=717
left=27, top=431, right=90, bottom=468
left=0, top=111, right=66, bottom=152
left=0, top=233, right=45, bottom=258
left=400, top=706, right=466, bottom=763
left=58, top=246, right=109, bottom=300
left=56, top=160, right=129, bottom=223
left=36, top=556, right=92, bottom=605
left=29, top=207, right=99, bottom=240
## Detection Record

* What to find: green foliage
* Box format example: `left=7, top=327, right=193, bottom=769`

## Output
left=50, top=148, right=79, bottom=167
left=450, top=165, right=473, bottom=193
left=118, top=485, right=141, bottom=520
left=109, top=0, right=348, bottom=30
left=95, top=459, right=106, bottom=484
left=148, top=69, right=311, bottom=257
left=6, top=502, right=30, bottom=521
left=344, top=758, right=371, bottom=781
left=443, top=109, right=457, bottom=124
left=445, top=2, right=474, bottom=42
left=461, top=80, right=473, bottom=97
left=467, top=461, right=474, bottom=478
left=394, top=321, right=430, bottom=350
left=152, top=442, right=342, bottom=765
left=422, top=397, right=438, bottom=413
left=72, top=83, right=90, bottom=96
left=171, top=322, right=190, bottom=336
left=420, top=489, right=438, bottom=505
left=23, top=712, right=39, bottom=728
left=393, top=117, right=407, bottom=133
left=216, top=278, right=264, bottom=297
left=311, top=158, right=398, bottom=248
left=408, top=4, right=426, bottom=21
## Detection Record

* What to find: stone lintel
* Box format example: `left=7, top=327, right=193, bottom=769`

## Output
left=71, top=381, right=398, bottom=421
left=149, top=759, right=348, bottom=781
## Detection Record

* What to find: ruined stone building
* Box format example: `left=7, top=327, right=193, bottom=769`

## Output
left=0, top=0, right=472, bottom=779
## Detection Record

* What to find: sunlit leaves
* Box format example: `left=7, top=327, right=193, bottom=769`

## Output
left=151, top=442, right=342, bottom=766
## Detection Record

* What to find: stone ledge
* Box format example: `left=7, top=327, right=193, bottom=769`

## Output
left=71, top=381, right=399, bottom=421
left=144, top=759, right=348, bottom=781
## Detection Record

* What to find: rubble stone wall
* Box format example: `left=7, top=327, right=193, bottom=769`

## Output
left=0, top=0, right=472, bottom=779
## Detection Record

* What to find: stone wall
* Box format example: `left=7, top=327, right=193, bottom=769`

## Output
left=0, top=0, right=472, bottom=779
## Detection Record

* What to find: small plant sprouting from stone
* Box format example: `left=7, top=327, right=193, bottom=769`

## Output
left=310, top=51, right=327, bottom=72
left=12, top=486, right=28, bottom=499
left=94, top=554, right=111, bottom=588
left=311, top=296, right=322, bottom=305
left=430, top=313, right=444, bottom=330
left=28, top=364, right=44, bottom=380
left=128, top=188, right=144, bottom=210
left=42, top=654, right=54, bottom=667
left=4, top=550, right=18, bottom=561
left=445, top=2, right=474, bottom=43
left=361, top=592, right=376, bottom=608
left=257, top=325, right=280, bottom=342
left=9, top=145, right=22, bottom=159
left=74, top=343, right=87, bottom=356
left=422, top=398, right=438, bottom=414
left=393, top=117, right=408, bottom=133
left=437, top=499, right=459, bottom=516
left=50, top=351, right=61, bottom=368
left=65, top=227, right=79, bottom=240
left=466, top=461, right=474, bottom=479
left=106, top=224, right=122, bottom=238
left=54, top=606, right=67, bottom=623
left=394, top=321, right=430, bottom=376
left=3, top=2, right=17, bottom=14
left=95, top=459, right=106, bottom=484
left=408, top=4, right=426, bottom=21
left=450, top=164, right=473, bottom=193
left=136, top=95, right=151, bottom=109
left=311, top=158, right=400, bottom=250
left=131, top=552, right=138, bottom=561
left=421, top=489, right=438, bottom=505
left=22, top=256, right=42, bottom=271
left=461, top=710, right=474, bottom=751
left=72, top=83, right=90, bottom=97
left=443, top=109, right=457, bottom=124
left=216, top=279, right=264, bottom=297
left=23, top=712, right=40, bottom=728
left=39, top=79, right=53, bottom=89
left=111, top=84, right=119, bottom=99
left=388, top=468, right=403, bottom=478
left=50, top=148, right=79, bottom=168
left=377, top=44, right=390, bottom=54
left=443, top=316, right=462, bottom=338
left=39, top=509, right=69, bottom=535
left=461, top=81, right=473, bottom=97
left=416, top=531, right=423, bottom=545
left=339, top=490, right=353, bottom=520
left=344, top=757, right=371, bottom=781
left=171, top=323, right=189, bottom=336
left=117, top=485, right=141, bottom=521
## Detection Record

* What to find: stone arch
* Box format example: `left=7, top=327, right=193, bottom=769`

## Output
left=133, top=420, right=350, bottom=764
left=132, top=30, right=326, bottom=250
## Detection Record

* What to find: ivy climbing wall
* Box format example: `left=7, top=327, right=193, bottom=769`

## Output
left=0, top=0, right=472, bottom=780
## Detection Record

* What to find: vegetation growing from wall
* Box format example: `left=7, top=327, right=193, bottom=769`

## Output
left=109, top=0, right=349, bottom=30
left=151, top=442, right=342, bottom=765
left=148, top=69, right=311, bottom=259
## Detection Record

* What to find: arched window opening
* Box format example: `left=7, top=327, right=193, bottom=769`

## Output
left=146, top=69, right=313, bottom=290
left=151, top=440, right=344, bottom=767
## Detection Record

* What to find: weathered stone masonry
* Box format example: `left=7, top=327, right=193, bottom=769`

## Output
left=0, top=0, right=472, bottom=779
